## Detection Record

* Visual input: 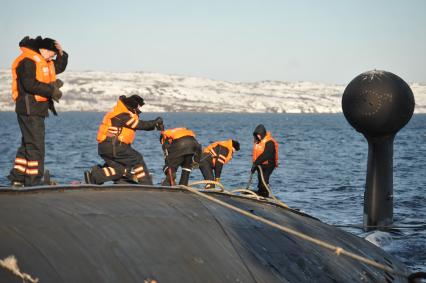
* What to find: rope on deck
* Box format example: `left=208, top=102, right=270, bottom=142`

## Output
left=180, top=183, right=409, bottom=279
left=0, top=255, right=39, bottom=283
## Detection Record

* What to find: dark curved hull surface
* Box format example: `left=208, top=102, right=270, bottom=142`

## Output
left=0, top=185, right=408, bottom=282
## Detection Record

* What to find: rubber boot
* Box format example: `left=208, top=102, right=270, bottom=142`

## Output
left=179, top=169, right=191, bottom=186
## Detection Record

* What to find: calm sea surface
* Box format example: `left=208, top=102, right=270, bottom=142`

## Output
left=0, top=112, right=425, bottom=271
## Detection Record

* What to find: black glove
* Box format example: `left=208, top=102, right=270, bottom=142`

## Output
left=50, top=79, right=64, bottom=102
left=251, top=164, right=257, bottom=173
left=51, top=86, right=62, bottom=103
left=155, top=117, right=164, bottom=131
left=54, top=79, right=64, bottom=89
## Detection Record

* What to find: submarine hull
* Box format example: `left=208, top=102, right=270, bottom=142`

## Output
left=0, top=185, right=408, bottom=282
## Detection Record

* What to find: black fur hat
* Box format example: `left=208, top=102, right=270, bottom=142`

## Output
left=232, top=140, right=240, bottom=151
left=37, top=36, right=58, bottom=53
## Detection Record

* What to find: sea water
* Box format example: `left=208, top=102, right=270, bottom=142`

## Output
left=0, top=112, right=425, bottom=271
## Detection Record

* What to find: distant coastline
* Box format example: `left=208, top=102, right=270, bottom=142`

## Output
left=2, top=70, right=425, bottom=113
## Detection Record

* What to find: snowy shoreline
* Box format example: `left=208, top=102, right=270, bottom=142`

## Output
left=1, top=70, right=425, bottom=113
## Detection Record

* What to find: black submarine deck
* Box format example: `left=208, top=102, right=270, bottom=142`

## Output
left=0, top=184, right=409, bottom=282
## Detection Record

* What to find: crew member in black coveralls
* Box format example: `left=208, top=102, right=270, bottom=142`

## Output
left=199, top=139, right=240, bottom=189
left=160, top=128, right=202, bottom=186
left=84, top=95, right=163, bottom=185
left=8, top=36, right=68, bottom=186
left=252, top=124, right=279, bottom=197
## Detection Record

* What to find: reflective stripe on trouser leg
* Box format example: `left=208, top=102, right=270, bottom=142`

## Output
left=133, top=163, right=152, bottom=185
left=13, top=157, right=27, bottom=174
left=91, top=165, right=123, bottom=184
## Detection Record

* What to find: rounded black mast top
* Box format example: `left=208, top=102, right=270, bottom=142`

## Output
left=342, top=70, right=415, bottom=231
left=342, top=70, right=414, bottom=138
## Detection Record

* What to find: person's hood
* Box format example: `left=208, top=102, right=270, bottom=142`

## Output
left=19, top=36, right=41, bottom=53
left=253, top=124, right=267, bottom=140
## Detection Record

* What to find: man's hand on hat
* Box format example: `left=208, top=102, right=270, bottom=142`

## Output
left=54, top=41, right=63, bottom=56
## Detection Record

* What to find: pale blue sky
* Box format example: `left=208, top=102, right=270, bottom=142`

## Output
left=1, top=0, right=425, bottom=83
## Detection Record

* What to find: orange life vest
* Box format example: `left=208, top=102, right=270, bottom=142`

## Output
left=252, top=132, right=279, bottom=166
left=11, top=47, right=56, bottom=102
left=204, top=139, right=234, bottom=166
left=97, top=99, right=139, bottom=144
left=160, top=128, right=195, bottom=144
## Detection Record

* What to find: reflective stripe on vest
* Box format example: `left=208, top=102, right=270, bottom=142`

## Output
left=252, top=132, right=279, bottom=167
left=97, top=99, right=138, bottom=144
left=160, top=128, right=195, bottom=144
left=203, top=139, right=234, bottom=166
left=11, top=47, right=56, bottom=102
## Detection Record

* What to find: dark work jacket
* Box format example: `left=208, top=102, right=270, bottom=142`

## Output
left=14, top=39, right=68, bottom=117
left=253, top=141, right=276, bottom=168
left=253, top=124, right=276, bottom=168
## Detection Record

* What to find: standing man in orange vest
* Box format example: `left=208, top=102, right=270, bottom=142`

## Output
left=84, top=95, right=163, bottom=185
left=252, top=124, right=279, bottom=197
left=160, top=127, right=202, bottom=186
left=199, top=139, right=240, bottom=188
left=8, top=36, right=67, bottom=187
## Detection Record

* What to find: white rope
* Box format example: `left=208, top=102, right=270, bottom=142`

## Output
left=229, top=189, right=261, bottom=200
left=0, top=255, right=39, bottom=283
left=188, top=180, right=226, bottom=192
left=179, top=184, right=408, bottom=278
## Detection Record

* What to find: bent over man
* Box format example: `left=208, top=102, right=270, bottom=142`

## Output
left=199, top=139, right=240, bottom=188
left=252, top=124, right=279, bottom=197
left=84, top=95, right=163, bottom=185
left=8, top=36, right=68, bottom=186
left=160, top=127, right=201, bottom=186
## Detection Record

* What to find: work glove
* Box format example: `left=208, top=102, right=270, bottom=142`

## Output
left=251, top=164, right=257, bottom=173
left=155, top=117, right=164, bottom=131
left=51, top=79, right=64, bottom=102
left=51, top=87, right=62, bottom=103
left=54, top=79, right=64, bottom=89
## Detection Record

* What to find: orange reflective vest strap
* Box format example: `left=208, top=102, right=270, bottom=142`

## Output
left=160, top=128, right=195, bottom=144
left=252, top=132, right=279, bottom=167
left=11, top=47, right=56, bottom=102
left=96, top=99, right=138, bottom=144
left=204, top=139, right=233, bottom=166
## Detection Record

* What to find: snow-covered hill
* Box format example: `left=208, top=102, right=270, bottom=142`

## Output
left=1, top=70, right=425, bottom=113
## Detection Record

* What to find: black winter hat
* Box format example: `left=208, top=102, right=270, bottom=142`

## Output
left=122, top=95, right=145, bottom=113
left=37, top=36, right=58, bottom=53
left=232, top=140, right=240, bottom=151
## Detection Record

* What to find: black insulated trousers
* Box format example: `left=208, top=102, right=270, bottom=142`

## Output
left=8, top=114, right=45, bottom=186
left=91, top=139, right=152, bottom=185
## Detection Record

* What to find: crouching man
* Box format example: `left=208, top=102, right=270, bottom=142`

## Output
left=199, top=139, right=240, bottom=189
left=85, top=95, right=163, bottom=185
